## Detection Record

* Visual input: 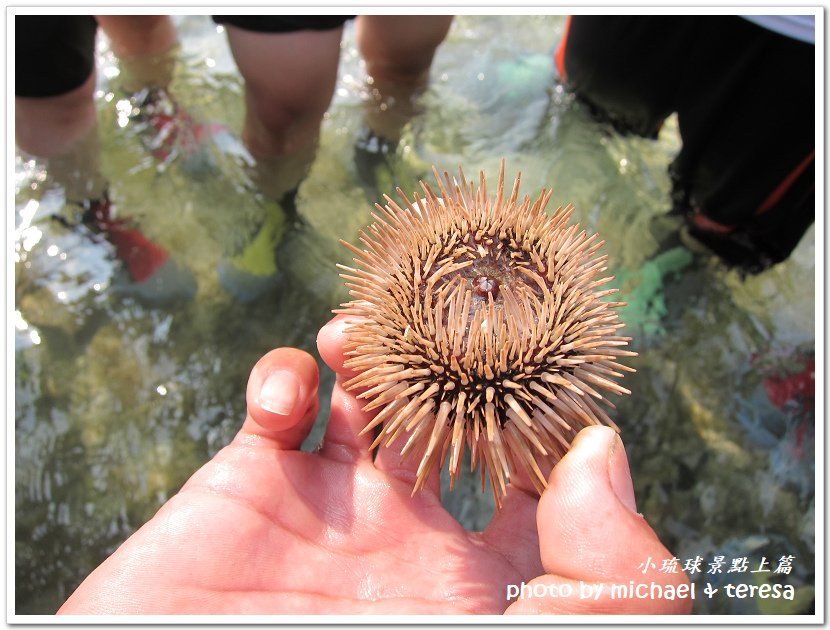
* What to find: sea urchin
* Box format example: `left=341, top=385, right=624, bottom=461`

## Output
left=337, top=163, right=635, bottom=505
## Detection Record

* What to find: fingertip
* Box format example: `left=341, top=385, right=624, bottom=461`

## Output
left=258, top=369, right=302, bottom=416
left=537, top=425, right=665, bottom=582
left=243, top=347, right=320, bottom=448
left=537, top=425, right=630, bottom=523
left=553, top=425, right=636, bottom=513
left=317, top=314, right=356, bottom=376
left=607, top=430, right=638, bottom=513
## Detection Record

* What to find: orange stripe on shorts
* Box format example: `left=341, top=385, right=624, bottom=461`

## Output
left=555, top=16, right=573, bottom=80
left=756, top=150, right=815, bottom=216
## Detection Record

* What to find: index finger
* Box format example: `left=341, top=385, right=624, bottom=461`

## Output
left=240, top=347, right=320, bottom=449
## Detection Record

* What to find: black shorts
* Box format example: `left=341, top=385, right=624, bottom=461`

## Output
left=556, top=16, right=815, bottom=272
left=212, top=16, right=354, bottom=33
left=16, top=15, right=98, bottom=98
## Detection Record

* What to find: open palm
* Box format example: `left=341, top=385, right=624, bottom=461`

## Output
left=59, top=318, right=690, bottom=615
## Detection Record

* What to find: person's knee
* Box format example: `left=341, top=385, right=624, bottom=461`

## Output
left=16, top=72, right=98, bottom=157
left=227, top=26, right=341, bottom=148
left=244, top=80, right=331, bottom=135
left=240, top=72, right=334, bottom=157
left=356, top=16, right=452, bottom=82
left=95, top=16, right=177, bottom=58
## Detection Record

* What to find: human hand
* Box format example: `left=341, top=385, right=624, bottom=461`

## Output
left=59, top=316, right=690, bottom=615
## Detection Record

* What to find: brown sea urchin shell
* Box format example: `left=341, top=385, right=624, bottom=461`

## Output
left=337, top=162, right=635, bottom=506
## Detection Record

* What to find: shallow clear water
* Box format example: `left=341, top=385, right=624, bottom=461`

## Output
left=14, top=15, right=816, bottom=614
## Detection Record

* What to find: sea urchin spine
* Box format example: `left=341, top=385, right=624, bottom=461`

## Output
left=337, top=162, right=635, bottom=506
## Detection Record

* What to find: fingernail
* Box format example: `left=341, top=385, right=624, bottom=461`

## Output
left=258, top=370, right=301, bottom=416
left=608, top=433, right=638, bottom=513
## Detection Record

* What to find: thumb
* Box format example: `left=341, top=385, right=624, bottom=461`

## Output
left=536, top=425, right=691, bottom=613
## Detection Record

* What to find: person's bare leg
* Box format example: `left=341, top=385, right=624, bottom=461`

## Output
left=16, top=16, right=178, bottom=188
left=96, top=16, right=178, bottom=90
left=95, top=15, right=176, bottom=58
left=16, top=70, right=109, bottom=203
left=355, top=16, right=452, bottom=141
left=357, top=15, right=452, bottom=84
left=16, top=72, right=98, bottom=160
left=224, top=25, right=343, bottom=199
